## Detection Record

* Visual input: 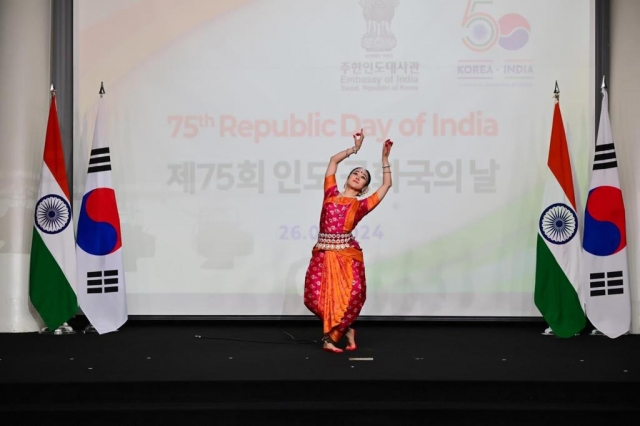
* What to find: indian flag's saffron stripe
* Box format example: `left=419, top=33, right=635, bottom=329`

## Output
left=42, top=99, right=71, bottom=199
left=547, top=103, right=577, bottom=210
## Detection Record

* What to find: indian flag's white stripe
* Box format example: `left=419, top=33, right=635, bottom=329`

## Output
left=36, top=164, right=77, bottom=294
left=539, top=169, right=584, bottom=307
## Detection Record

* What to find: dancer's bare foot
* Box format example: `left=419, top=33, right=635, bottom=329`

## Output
left=345, top=328, right=357, bottom=351
left=322, top=335, right=343, bottom=353
left=323, top=341, right=343, bottom=353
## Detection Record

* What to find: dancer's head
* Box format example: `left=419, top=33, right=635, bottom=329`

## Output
left=345, top=167, right=371, bottom=196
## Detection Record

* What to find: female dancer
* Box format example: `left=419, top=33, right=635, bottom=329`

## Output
left=303, top=129, right=393, bottom=353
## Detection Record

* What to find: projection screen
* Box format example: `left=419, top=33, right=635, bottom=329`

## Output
left=73, top=0, right=595, bottom=316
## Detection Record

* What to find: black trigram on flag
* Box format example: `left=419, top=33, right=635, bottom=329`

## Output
left=592, top=143, right=617, bottom=170
left=88, top=147, right=111, bottom=173
left=87, top=270, right=119, bottom=294
left=589, top=271, right=623, bottom=297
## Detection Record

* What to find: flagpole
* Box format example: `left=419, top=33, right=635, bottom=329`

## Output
left=590, top=76, right=605, bottom=337
left=541, top=80, right=583, bottom=338
left=38, top=82, right=77, bottom=336
left=81, top=81, right=124, bottom=335
left=542, top=80, right=561, bottom=337
left=590, top=81, right=605, bottom=335
left=588, top=74, right=628, bottom=337
left=83, top=81, right=107, bottom=335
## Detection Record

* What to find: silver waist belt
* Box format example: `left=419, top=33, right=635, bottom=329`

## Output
left=315, top=232, right=354, bottom=250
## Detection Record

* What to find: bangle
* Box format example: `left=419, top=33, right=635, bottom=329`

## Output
left=383, top=171, right=391, bottom=174
left=382, top=164, right=390, bottom=168
left=352, top=146, right=358, bottom=155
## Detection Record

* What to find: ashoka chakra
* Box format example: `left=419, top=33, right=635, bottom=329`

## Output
left=35, top=194, right=71, bottom=234
left=539, top=203, right=578, bottom=245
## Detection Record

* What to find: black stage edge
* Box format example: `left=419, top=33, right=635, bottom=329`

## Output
left=1, top=319, right=639, bottom=425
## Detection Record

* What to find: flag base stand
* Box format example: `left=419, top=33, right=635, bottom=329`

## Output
left=542, top=327, right=580, bottom=337
left=590, top=329, right=629, bottom=337
left=82, top=325, right=119, bottom=334
left=39, top=322, right=76, bottom=335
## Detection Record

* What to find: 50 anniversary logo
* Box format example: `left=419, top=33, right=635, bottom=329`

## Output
left=462, top=0, right=530, bottom=52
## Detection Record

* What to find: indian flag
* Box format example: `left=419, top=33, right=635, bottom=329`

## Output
left=534, top=100, right=585, bottom=338
left=29, top=94, right=78, bottom=330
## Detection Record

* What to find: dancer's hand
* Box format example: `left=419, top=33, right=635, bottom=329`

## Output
left=382, top=139, right=393, bottom=159
left=353, top=128, right=364, bottom=151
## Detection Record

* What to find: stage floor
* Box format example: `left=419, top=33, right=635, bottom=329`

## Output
left=1, top=320, right=639, bottom=424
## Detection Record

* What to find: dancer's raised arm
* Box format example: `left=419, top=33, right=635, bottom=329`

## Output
left=375, top=139, right=393, bottom=202
left=325, top=129, right=364, bottom=177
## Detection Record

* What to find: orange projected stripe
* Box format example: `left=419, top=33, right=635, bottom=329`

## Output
left=77, top=0, right=250, bottom=107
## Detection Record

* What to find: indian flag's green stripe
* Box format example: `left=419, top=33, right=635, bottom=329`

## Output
left=534, top=235, right=585, bottom=338
left=29, top=229, right=78, bottom=330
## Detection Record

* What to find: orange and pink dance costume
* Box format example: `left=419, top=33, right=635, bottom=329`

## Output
left=303, top=174, right=380, bottom=344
